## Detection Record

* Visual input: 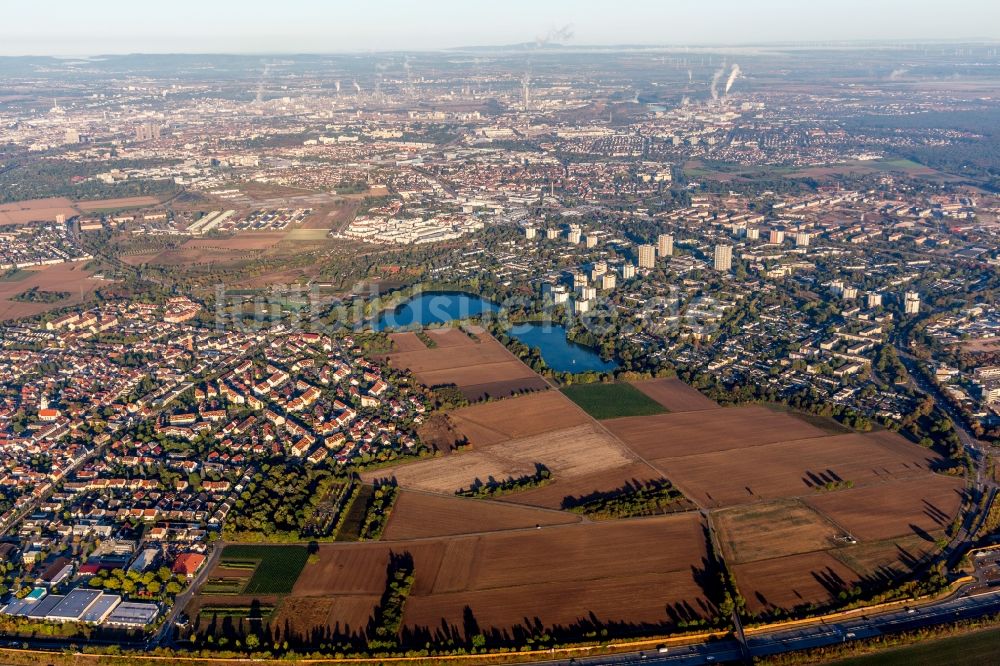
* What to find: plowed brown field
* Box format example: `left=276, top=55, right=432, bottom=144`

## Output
left=631, top=378, right=722, bottom=412
left=382, top=491, right=580, bottom=540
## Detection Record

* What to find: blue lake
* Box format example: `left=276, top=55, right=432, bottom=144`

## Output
left=374, top=293, right=617, bottom=373
left=509, top=323, right=618, bottom=373
left=373, top=292, right=496, bottom=330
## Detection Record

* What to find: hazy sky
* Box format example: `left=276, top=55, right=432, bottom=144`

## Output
left=3, top=0, right=999, bottom=56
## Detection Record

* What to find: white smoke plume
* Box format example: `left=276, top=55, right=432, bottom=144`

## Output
left=710, top=66, right=726, bottom=100
left=255, top=62, right=272, bottom=104
left=889, top=68, right=908, bottom=80
left=353, top=80, right=361, bottom=93
left=335, top=80, right=341, bottom=94
left=725, top=64, right=741, bottom=95
left=536, top=24, right=574, bottom=47
left=687, top=69, right=693, bottom=83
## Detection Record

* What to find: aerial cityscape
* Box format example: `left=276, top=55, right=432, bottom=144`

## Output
left=1, top=2, right=999, bottom=665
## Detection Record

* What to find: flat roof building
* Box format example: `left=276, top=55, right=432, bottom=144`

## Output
left=637, top=244, right=656, bottom=268
left=105, top=602, right=160, bottom=628
left=657, top=233, right=673, bottom=258
left=47, top=589, right=102, bottom=622
left=714, top=244, right=733, bottom=272
left=80, top=594, right=121, bottom=624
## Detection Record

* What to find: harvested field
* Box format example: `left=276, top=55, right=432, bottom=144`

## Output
left=302, top=514, right=715, bottom=636
left=182, top=233, right=284, bottom=251
left=497, top=462, right=670, bottom=511
left=284, top=228, right=331, bottom=241
left=389, top=332, right=430, bottom=352
left=385, top=332, right=545, bottom=400
left=120, top=252, right=162, bottom=266
left=714, top=500, right=843, bottom=564
left=362, top=450, right=537, bottom=495
left=414, top=363, right=539, bottom=388
left=805, top=474, right=966, bottom=541
left=75, top=196, right=160, bottom=211
left=407, top=514, right=713, bottom=633
left=832, top=533, right=943, bottom=583
left=143, top=246, right=248, bottom=266
left=469, top=514, right=705, bottom=589
left=649, top=432, right=943, bottom=508
left=293, top=544, right=392, bottom=596
left=424, top=327, right=478, bottom=347
left=734, top=551, right=862, bottom=615
left=363, top=423, right=637, bottom=496
left=460, top=377, right=549, bottom=402
left=270, top=595, right=379, bottom=640
left=0, top=197, right=78, bottom=225
left=405, top=570, right=712, bottom=638
left=762, top=404, right=853, bottom=435
left=388, top=338, right=517, bottom=373
left=631, top=379, right=721, bottom=412
left=448, top=391, right=590, bottom=445
left=0, top=261, right=101, bottom=321
left=604, top=406, right=826, bottom=460
left=381, top=491, right=580, bottom=540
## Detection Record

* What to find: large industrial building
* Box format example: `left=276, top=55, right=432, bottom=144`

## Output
left=0, top=587, right=159, bottom=627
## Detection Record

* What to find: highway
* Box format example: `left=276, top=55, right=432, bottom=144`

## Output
left=538, top=590, right=1000, bottom=665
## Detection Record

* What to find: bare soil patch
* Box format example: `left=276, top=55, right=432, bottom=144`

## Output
left=388, top=332, right=428, bottom=352
left=290, top=514, right=714, bottom=638
left=424, top=327, right=477, bottom=347
left=364, top=423, right=637, bottom=497
left=831, top=533, right=943, bottom=583
left=0, top=261, right=101, bottom=321
left=182, top=233, right=285, bottom=251
left=714, top=499, right=843, bottom=564
left=458, top=377, right=551, bottom=402
left=631, top=379, right=721, bottom=412
left=381, top=491, right=580, bottom=540
left=0, top=197, right=78, bottom=225
left=448, top=391, right=591, bottom=445
left=416, top=413, right=464, bottom=452
left=734, top=551, right=862, bottom=615
left=386, top=332, right=545, bottom=399
left=650, top=432, right=942, bottom=508
left=75, top=196, right=161, bottom=211
left=604, top=406, right=826, bottom=461
left=805, top=474, right=966, bottom=541
left=405, top=514, right=714, bottom=634
left=270, top=595, right=378, bottom=640
left=405, top=570, right=712, bottom=638
left=120, top=252, right=162, bottom=266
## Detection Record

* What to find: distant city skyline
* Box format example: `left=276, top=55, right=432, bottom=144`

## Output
left=3, top=0, right=1000, bottom=56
